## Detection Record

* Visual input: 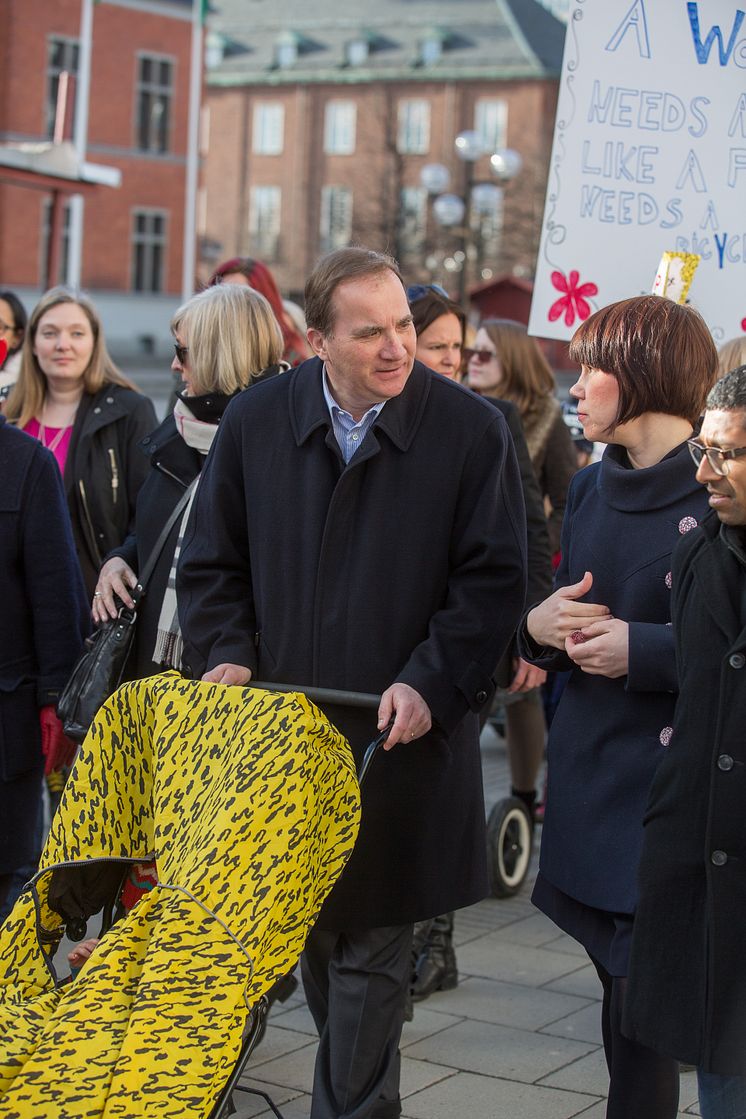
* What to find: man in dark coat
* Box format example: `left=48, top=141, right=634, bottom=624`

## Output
left=177, top=247, right=527, bottom=1119
left=624, top=366, right=746, bottom=1117
left=0, top=417, right=89, bottom=917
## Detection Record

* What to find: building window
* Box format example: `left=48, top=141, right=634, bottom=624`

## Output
left=253, top=103, right=284, bottom=155
left=324, top=101, right=356, bottom=155
left=136, top=54, right=174, bottom=153
left=474, top=99, right=508, bottom=155
left=40, top=198, right=72, bottom=284
left=249, top=186, right=282, bottom=260
left=320, top=186, right=353, bottom=253
left=131, top=209, right=167, bottom=292
left=46, top=36, right=79, bottom=139
left=399, top=187, right=427, bottom=253
left=397, top=100, right=430, bottom=155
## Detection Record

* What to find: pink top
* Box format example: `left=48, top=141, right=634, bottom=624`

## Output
left=24, top=418, right=74, bottom=475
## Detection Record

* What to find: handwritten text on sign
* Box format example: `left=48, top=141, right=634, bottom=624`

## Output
left=528, top=2, right=746, bottom=343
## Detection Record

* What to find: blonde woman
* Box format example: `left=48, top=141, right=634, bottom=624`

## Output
left=92, top=282, right=284, bottom=679
left=5, top=288, right=157, bottom=597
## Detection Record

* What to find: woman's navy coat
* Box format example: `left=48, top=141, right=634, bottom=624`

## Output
left=178, top=358, right=527, bottom=928
left=0, top=419, right=89, bottom=873
left=625, top=514, right=746, bottom=1074
left=520, top=443, right=710, bottom=914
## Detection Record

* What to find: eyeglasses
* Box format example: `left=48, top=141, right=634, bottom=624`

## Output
left=463, top=347, right=497, bottom=365
left=173, top=342, right=188, bottom=365
left=687, top=438, right=746, bottom=476
left=406, top=283, right=450, bottom=303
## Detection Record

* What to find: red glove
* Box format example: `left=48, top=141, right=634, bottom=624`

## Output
left=39, top=705, right=77, bottom=775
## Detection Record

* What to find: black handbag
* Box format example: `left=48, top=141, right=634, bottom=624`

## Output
left=58, top=487, right=194, bottom=742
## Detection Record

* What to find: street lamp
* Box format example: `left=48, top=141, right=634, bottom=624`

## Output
left=420, top=136, right=522, bottom=307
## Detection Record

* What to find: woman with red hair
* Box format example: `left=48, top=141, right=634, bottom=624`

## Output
left=209, top=257, right=311, bottom=366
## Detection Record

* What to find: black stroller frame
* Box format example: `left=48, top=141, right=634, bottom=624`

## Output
left=208, top=682, right=389, bottom=1119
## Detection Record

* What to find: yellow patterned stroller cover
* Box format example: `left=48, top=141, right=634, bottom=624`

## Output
left=0, top=674, right=360, bottom=1118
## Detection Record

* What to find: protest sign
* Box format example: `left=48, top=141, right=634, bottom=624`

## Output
left=529, top=1, right=746, bottom=343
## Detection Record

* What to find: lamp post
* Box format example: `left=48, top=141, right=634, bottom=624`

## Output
left=421, top=136, right=523, bottom=307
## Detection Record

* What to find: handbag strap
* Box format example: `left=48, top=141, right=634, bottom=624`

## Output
left=136, top=480, right=197, bottom=597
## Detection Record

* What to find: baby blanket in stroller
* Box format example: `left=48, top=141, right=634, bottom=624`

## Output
left=0, top=673, right=360, bottom=1118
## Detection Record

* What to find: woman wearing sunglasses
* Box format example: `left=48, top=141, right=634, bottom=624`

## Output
left=518, top=294, right=718, bottom=1118
left=92, top=283, right=284, bottom=678
left=466, top=320, right=576, bottom=557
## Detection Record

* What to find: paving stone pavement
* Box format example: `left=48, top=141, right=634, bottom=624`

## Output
left=233, top=725, right=702, bottom=1119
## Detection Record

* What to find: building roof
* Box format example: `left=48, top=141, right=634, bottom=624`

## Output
left=205, top=0, right=566, bottom=87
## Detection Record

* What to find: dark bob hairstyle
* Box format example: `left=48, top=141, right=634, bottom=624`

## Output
left=568, top=294, right=718, bottom=427
left=408, top=286, right=465, bottom=340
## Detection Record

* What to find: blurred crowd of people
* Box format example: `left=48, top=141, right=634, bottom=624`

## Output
left=1, top=250, right=745, bottom=1119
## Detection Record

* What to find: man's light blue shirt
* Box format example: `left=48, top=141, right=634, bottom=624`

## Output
left=322, top=368, right=386, bottom=464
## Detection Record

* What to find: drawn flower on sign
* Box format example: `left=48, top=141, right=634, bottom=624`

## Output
left=548, top=270, right=598, bottom=327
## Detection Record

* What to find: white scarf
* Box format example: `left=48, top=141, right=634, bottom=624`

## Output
left=152, top=399, right=219, bottom=669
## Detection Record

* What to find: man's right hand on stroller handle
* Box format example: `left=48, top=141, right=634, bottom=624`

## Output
left=202, top=663, right=253, bottom=685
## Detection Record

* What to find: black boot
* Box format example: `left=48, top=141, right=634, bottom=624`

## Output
left=411, top=912, right=457, bottom=1001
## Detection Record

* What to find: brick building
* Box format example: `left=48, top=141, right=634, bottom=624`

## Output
left=201, top=0, right=565, bottom=301
left=0, top=0, right=200, bottom=358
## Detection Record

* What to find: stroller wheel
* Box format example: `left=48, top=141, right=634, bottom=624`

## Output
left=486, top=796, right=533, bottom=898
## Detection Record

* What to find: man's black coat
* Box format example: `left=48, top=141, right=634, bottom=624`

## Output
left=178, top=358, right=527, bottom=928
left=625, top=513, right=746, bottom=1074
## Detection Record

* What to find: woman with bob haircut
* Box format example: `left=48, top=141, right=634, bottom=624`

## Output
left=5, top=287, right=157, bottom=596
left=517, top=294, right=718, bottom=1118
left=92, top=282, right=284, bottom=679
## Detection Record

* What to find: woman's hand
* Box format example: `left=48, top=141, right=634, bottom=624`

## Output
left=565, top=618, right=630, bottom=678
left=507, top=657, right=547, bottom=693
left=526, top=571, right=612, bottom=651
left=93, top=556, right=138, bottom=623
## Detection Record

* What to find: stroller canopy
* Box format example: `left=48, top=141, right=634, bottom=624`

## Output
left=0, top=674, right=360, bottom=1118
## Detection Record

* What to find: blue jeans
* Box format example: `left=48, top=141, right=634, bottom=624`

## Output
left=698, top=1070, right=746, bottom=1119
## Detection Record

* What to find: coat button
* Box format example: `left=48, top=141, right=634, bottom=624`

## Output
left=711, top=850, right=728, bottom=866
left=106, top=396, right=114, bottom=404
left=93, top=406, right=101, bottom=414
left=475, top=689, right=488, bottom=704
left=729, top=653, right=745, bottom=669
left=717, top=754, right=734, bottom=772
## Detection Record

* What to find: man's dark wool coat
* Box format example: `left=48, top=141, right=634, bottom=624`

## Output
left=178, top=357, right=527, bottom=929
left=624, top=513, right=746, bottom=1075
left=0, top=419, right=89, bottom=874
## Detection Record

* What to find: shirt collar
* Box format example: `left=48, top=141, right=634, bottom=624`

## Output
left=322, top=365, right=386, bottom=426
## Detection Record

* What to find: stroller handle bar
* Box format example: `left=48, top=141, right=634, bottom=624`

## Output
left=249, top=681, right=388, bottom=784
left=250, top=681, right=380, bottom=710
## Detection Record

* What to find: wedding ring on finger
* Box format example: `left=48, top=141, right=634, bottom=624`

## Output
left=93, top=591, right=102, bottom=597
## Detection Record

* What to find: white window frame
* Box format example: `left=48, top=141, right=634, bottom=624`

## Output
left=249, top=186, right=282, bottom=260
left=253, top=102, right=285, bottom=155
left=399, top=186, right=427, bottom=252
left=320, top=186, right=353, bottom=253
left=324, top=101, right=356, bottom=155
left=397, top=99, right=431, bottom=155
left=474, top=98, right=508, bottom=155
left=46, top=35, right=79, bottom=139
left=131, top=208, right=168, bottom=293
left=135, top=52, right=175, bottom=154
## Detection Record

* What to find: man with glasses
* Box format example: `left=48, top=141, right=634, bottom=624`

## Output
left=625, top=365, right=746, bottom=1119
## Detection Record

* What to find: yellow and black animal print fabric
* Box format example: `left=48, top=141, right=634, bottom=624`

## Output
left=0, top=674, right=360, bottom=1118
